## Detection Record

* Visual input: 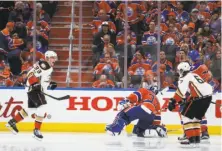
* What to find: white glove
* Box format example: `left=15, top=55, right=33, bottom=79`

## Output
left=156, top=125, right=167, bottom=138
left=117, top=100, right=131, bottom=111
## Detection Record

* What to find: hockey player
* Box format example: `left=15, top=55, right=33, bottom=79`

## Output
left=178, top=50, right=211, bottom=142
left=106, top=87, right=167, bottom=137
left=168, top=62, right=213, bottom=146
left=6, top=50, right=58, bottom=141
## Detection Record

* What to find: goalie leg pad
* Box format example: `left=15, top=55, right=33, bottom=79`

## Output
left=106, top=111, right=129, bottom=135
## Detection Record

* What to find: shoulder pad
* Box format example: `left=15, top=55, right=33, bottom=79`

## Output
left=38, top=60, right=50, bottom=70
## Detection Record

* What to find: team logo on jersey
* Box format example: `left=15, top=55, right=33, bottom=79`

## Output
left=127, top=7, right=134, bottom=17
left=147, top=36, right=157, bottom=45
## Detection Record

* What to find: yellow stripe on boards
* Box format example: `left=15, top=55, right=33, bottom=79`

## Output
left=0, top=122, right=221, bottom=135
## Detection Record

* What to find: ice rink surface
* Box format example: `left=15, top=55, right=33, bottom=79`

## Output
left=0, top=132, right=221, bottom=151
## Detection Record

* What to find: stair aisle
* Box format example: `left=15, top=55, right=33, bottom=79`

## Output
left=49, top=1, right=94, bottom=87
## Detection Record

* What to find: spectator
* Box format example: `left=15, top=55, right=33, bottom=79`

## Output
left=92, top=74, right=115, bottom=88
left=93, top=53, right=120, bottom=77
left=197, top=2, right=211, bottom=22
left=92, top=22, right=116, bottom=67
left=209, top=9, right=221, bottom=37
left=141, top=70, right=157, bottom=89
left=174, top=2, right=189, bottom=25
left=198, top=22, right=216, bottom=43
left=0, top=2, right=14, bottom=30
left=175, top=50, right=189, bottom=68
left=0, top=22, right=24, bottom=74
left=162, top=71, right=177, bottom=89
left=30, top=3, right=50, bottom=23
left=116, top=1, right=146, bottom=36
left=179, top=35, right=195, bottom=50
left=206, top=71, right=220, bottom=93
left=162, top=23, right=180, bottom=45
left=26, top=21, right=49, bottom=54
left=161, top=2, right=174, bottom=23
left=210, top=50, right=221, bottom=82
left=100, top=45, right=118, bottom=63
left=116, top=23, right=136, bottom=56
left=8, top=2, right=26, bottom=23
left=142, top=21, right=157, bottom=46
left=152, top=51, right=173, bottom=72
left=187, top=22, right=197, bottom=39
left=196, top=35, right=205, bottom=52
left=161, top=12, right=182, bottom=32
left=128, top=50, right=151, bottom=76
left=189, top=8, right=204, bottom=32
left=180, top=43, right=190, bottom=55
left=91, top=9, right=116, bottom=36
left=93, top=1, right=116, bottom=19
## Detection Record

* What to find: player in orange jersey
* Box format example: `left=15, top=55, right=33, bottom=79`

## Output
left=106, top=87, right=167, bottom=137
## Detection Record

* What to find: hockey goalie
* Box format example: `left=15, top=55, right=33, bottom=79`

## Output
left=6, top=50, right=58, bottom=141
left=106, top=86, right=167, bottom=138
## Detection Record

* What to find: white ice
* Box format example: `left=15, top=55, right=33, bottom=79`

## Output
left=0, top=132, right=221, bottom=151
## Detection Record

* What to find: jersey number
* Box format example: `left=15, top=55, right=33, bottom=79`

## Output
left=194, top=75, right=204, bottom=84
left=34, top=66, right=42, bottom=74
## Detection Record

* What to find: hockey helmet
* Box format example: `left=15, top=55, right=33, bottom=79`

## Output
left=188, top=50, right=200, bottom=62
left=45, top=50, right=58, bottom=60
left=177, top=62, right=191, bottom=77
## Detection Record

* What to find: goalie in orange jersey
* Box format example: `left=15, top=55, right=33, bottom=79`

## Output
left=106, top=86, right=167, bottom=137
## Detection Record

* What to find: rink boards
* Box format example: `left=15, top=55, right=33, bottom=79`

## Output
left=0, top=88, right=221, bottom=135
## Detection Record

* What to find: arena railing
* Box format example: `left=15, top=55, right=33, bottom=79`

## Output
left=66, top=1, right=75, bottom=87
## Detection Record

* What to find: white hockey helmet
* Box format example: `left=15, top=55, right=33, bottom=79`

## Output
left=45, top=50, right=58, bottom=60
left=177, top=62, right=191, bottom=77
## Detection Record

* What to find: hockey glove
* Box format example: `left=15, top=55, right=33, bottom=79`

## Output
left=168, top=98, right=176, bottom=111
left=117, top=99, right=131, bottom=111
left=49, top=81, right=57, bottom=90
left=31, top=83, right=41, bottom=91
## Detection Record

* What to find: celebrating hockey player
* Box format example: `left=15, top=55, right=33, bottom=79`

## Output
left=6, top=50, right=58, bottom=141
left=168, top=62, right=213, bottom=146
left=106, top=87, right=167, bottom=137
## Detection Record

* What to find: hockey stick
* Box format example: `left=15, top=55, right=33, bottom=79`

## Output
left=41, top=92, right=70, bottom=101
left=210, top=101, right=222, bottom=106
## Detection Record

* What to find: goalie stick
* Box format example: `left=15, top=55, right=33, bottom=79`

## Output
left=41, top=91, right=70, bottom=101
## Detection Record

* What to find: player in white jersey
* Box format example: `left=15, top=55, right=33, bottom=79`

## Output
left=6, top=50, right=58, bottom=141
left=168, top=62, right=213, bottom=146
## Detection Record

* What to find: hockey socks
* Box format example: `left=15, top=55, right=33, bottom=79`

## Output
left=14, top=109, right=28, bottom=123
left=34, top=115, right=44, bottom=130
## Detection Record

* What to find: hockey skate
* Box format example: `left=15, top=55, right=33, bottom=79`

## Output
left=180, top=137, right=200, bottom=148
left=33, top=129, right=43, bottom=141
left=178, top=134, right=188, bottom=142
left=201, top=130, right=210, bottom=143
left=201, top=130, right=210, bottom=140
left=5, top=119, right=19, bottom=135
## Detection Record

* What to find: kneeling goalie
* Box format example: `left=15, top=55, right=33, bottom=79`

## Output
left=106, top=86, right=167, bottom=137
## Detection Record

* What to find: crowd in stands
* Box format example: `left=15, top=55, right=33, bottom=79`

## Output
left=91, top=1, right=221, bottom=91
left=0, top=1, right=57, bottom=86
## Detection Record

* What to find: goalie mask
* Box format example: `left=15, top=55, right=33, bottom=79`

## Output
left=177, top=62, right=191, bottom=78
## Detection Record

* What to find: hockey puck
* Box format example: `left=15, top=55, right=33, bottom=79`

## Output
left=47, top=114, right=52, bottom=119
